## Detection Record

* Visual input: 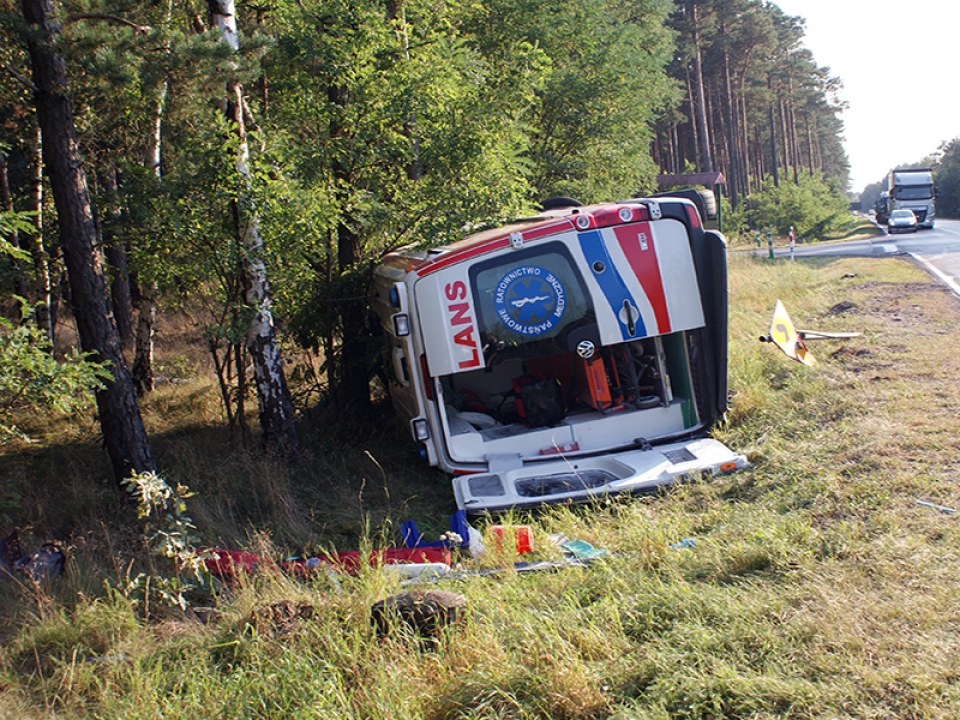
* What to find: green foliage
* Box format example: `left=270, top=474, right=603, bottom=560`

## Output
left=0, top=312, right=110, bottom=445
left=477, top=0, right=678, bottom=200
left=858, top=176, right=886, bottom=213
left=120, top=470, right=211, bottom=613
left=0, top=210, right=35, bottom=262
left=743, top=173, right=852, bottom=238
left=934, top=138, right=960, bottom=218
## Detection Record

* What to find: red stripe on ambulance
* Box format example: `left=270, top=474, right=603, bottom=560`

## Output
left=613, top=223, right=671, bottom=334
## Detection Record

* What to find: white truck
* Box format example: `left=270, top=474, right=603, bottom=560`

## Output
left=876, top=168, right=935, bottom=228
left=371, top=196, right=747, bottom=514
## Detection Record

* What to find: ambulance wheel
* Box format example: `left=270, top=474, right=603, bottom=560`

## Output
left=539, top=196, right=583, bottom=211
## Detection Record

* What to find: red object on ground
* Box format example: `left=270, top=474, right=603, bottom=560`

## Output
left=203, top=549, right=275, bottom=577
left=487, top=525, right=534, bottom=554
left=315, top=547, right=452, bottom=575
left=203, top=546, right=452, bottom=581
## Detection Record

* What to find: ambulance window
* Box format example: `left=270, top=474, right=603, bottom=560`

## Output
left=470, top=242, right=592, bottom=355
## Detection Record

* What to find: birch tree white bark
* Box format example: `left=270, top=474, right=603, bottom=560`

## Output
left=207, top=0, right=301, bottom=459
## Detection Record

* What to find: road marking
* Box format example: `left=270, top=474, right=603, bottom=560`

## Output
left=909, top=252, right=960, bottom=298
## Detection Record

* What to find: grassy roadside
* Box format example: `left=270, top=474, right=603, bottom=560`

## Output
left=3, top=252, right=960, bottom=718
left=726, top=217, right=884, bottom=249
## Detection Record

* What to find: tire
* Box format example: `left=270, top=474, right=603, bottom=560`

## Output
left=539, top=196, right=583, bottom=211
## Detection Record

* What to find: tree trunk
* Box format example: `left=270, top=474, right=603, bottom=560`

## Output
left=689, top=3, right=713, bottom=173
left=336, top=221, right=373, bottom=414
left=685, top=68, right=700, bottom=173
left=209, top=0, right=301, bottom=460
left=0, top=154, right=31, bottom=315
left=21, top=0, right=155, bottom=483
left=27, top=125, right=54, bottom=344
left=721, top=45, right=738, bottom=208
left=101, top=165, right=134, bottom=350
left=319, top=73, right=373, bottom=414
left=131, top=75, right=167, bottom=394
left=737, top=72, right=752, bottom=197
left=767, top=78, right=779, bottom=188
left=131, top=282, right=156, bottom=395
left=755, top=125, right=764, bottom=183
left=785, top=80, right=800, bottom=183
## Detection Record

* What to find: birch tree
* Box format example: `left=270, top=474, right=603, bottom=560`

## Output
left=207, top=0, right=301, bottom=459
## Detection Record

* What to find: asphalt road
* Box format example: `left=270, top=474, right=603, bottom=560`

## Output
left=763, top=218, right=960, bottom=295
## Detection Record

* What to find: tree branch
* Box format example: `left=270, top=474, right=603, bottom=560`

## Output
left=64, top=14, right=151, bottom=34
left=2, top=63, right=38, bottom=92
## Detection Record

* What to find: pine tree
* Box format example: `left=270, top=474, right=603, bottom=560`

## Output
left=19, top=0, right=156, bottom=483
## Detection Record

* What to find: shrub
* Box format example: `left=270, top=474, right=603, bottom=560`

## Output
left=744, top=174, right=851, bottom=239
left=0, top=312, right=110, bottom=446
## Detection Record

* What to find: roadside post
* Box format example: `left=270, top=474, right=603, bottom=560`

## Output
left=767, top=232, right=774, bottom=259
left=788, top=226, right=795, bottom=262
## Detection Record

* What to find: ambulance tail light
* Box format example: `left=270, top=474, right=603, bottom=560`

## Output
left=412, top=418, right=430, bottom=441
left=392, top=312, right=410, bottom=337
left=574, top=213, right=595, bottom=230
left=419, top=354, right=434, bottom=401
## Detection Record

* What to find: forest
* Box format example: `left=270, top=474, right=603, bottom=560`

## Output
left=1, top=0, right=852, bottom=484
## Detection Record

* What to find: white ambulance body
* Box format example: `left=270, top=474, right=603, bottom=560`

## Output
left=371, top=197, right=747, bottom=513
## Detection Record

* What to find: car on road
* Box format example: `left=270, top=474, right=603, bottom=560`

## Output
left=887, top=209, right=918, bottom=234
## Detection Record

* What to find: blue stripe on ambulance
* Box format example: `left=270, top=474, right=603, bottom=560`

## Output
left=576, top=229, right=646, bottom=340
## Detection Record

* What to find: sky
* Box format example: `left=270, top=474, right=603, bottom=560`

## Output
left=773, top=0, right=960, bottom=193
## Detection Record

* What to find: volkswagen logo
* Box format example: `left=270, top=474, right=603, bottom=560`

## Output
left=576, top=340, right=595, bottom=359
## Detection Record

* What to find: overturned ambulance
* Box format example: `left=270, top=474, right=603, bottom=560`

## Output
left=371, top=196, right=747, bottom=513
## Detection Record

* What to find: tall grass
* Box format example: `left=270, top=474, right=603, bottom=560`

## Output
left=3, top=253, right=960, bottom=718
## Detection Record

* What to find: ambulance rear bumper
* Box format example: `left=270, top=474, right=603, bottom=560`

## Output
left=452, top=437, right=748, bottom=513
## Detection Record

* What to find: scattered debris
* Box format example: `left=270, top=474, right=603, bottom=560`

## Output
left=247, top=599, right=314, bottom=638
left=0, top=530, right=65, bottom=583
left=487, top=525, right=534, bottom=555
left=760, top=300, right=862, bottom=366
left=914, top=499, right=957, bottom=515
left=549, top=535, right=608, bottom=561
left=203, top=546, right=452, bottom=584
left=371, top=589, right=468, bottom=642
left=381, top=562, right=452, bottom=581
left=14, top=544, right=65, bottom=582
left=203, top=514, right=612, bottom=601
left=669, top=538, right=697, bottom=549
left=401, top=511, right=472, bottom=551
